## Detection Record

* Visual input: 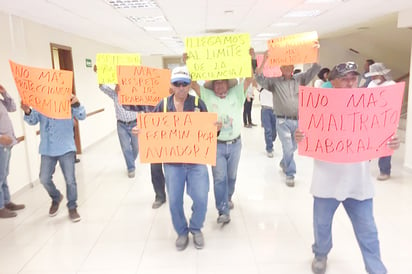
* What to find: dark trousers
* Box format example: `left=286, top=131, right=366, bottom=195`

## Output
left=150, top=163, right=166, bottom=201
left=243, top=98, right=253, bottom=125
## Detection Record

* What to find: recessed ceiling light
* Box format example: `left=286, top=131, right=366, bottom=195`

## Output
left=284, top=10, right=321, bottom=17
left=143, top=26, right=173, bottom=31
left=127, top=16, right=166, bottom=24
left=271, top=22, right=299, bottom=27
left=105, top=0, right=158, bottom=9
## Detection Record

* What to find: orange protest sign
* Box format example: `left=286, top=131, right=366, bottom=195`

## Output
left=9, top=60, right=73, bottom=119
left=267, top=31, right=318, bottom=66
left=117, top=65, right=171, bottom=106
left=298, top=83, right=405, bottom=163
left=138, top=112, right=218, bottom=165
left=256, top=54, right=281, bottom=77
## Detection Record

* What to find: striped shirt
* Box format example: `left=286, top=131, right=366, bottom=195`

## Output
left=99, top=85, right=137, bottom=122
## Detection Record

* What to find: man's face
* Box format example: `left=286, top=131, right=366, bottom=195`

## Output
left=280, top=65, right=294, bottom=77
left=213, top=80, right=229, bottom=98
left=331, top=73, right=359, bottom=88
left=171, top=81, right=191, bottom=100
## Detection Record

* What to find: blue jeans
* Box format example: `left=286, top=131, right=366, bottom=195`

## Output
left=276, top=118, right=298, bottom=177
left=39, top=151, right=78, bottom=209
left=0, top=146, right=11, bottom=208
left=117, top=120, right=138, bottom=172
left=312, top=197, right=387, bottom=274
left=164, top=163, right=209, bottom=236
left=212, top=139, right=242, bottom=215
left=151, top=163, right=166, bottom=201
left=378, top=156, right=391, bottom=175
left=261, top=108, right=276, bottom=152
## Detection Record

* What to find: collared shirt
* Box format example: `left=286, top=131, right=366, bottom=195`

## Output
left=99, top=85, right=137, bottom=122
left=0, top=91, right=17, bottom=147
left=23, top=106, right=86, bottom=156
left=255, top=63, right=321, bottom=117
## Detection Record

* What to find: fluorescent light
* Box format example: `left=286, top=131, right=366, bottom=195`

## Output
left=284, top=10, right=321, bottom=17
left=105, top=0, right=158, bottom=9
left=143, top=26, right=173, bottom=31
left=257, top=33, right=280, bottom=37
left=271, top=22, right=299, bottom=27
left=127, top=16, right=166, bottom=24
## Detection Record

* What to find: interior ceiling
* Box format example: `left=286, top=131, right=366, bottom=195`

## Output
left=0, top=0, right=412, bottom=57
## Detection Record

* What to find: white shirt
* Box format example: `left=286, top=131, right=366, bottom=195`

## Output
left=311, top=160, right=374, bottom=201
left=259, top=88, right=273, bottom=108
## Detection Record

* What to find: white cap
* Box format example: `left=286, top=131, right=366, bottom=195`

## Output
left=170, top=66, right=191, bottom=84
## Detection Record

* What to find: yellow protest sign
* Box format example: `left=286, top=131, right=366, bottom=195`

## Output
left=185, top=33, right=251, bottom=80
left=117, top=65, right=171, bottom=106
left=9, top=60, right=73, bottom=119
left=267, top=31, right=318, bottom=66
left=96, top=53, right=141, bottom=84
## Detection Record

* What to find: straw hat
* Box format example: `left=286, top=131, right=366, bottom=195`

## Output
left=364, top=63, right=391, bottom=77
left=203, top=79, right=238, bottom=90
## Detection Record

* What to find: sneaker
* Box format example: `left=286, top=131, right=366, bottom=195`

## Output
left=68, top=208, right=81, bottom=222
left=175, top=234, right=189, bottom=251
left=311, top=256, right=327, bottom=274
left=49, top=195, right=63, bottom=217
left=267, top=151, right=274, bottom=158
left=250, top=123, right=257, bottom=127
left=128, top=170, right=135, bottom=178
left=217, top=214, right=231, bottom=224
left=228, top=200, right=234, bottom=210
left=0, top=208, right=17, bottom=218
left=5, top=202, right=25, bottom=211
left=192, top=231, right=204, bottom=249
left=377, top=173, right=390, bottom=181
left=285, top=176, right=295, bottom=187
left=152, top=199, right=166, bottom=209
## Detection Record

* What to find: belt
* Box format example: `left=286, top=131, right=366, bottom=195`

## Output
left=217, top=135, right=241, bottom=145
left=276, top=115, right=298, bottom=120
left=261, top=106, right=273, bottom=110
left=117, top=119, right=137, bottom=125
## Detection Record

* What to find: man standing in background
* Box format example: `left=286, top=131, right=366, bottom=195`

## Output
left=0, top=84, right=25, bottom=218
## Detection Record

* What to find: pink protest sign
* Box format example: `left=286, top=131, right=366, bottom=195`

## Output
left=256, top=54, right=281, bottom=77
left=298, top=83, right=405, bottom=163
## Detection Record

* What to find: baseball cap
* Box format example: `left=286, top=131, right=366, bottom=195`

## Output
left=170, top=66, right=191, bottom=84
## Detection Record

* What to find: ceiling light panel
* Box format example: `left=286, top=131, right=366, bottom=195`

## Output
left=127, top=16, right=166, bottom=24
left=284, top=10, right=321, bottom=18
left=105, top=0, right=158, bottom=9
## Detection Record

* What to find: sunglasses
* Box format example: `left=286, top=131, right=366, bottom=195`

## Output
left=335, top=62, right=358, bottom=73
left=172, top=82, right=190, bottom=87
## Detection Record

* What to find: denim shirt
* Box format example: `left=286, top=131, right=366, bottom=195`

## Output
left=24, top=106, right=86, bottom=156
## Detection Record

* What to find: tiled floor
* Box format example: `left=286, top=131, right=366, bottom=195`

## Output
left=1, top=106, right=412, bottom=274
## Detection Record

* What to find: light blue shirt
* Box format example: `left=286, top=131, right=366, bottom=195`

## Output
left=24, top=106, right=86, bottom=156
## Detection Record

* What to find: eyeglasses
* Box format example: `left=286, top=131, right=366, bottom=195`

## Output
left=172, top=82, right=190, bottom=87
left=335, top=62, right=357, bottom=73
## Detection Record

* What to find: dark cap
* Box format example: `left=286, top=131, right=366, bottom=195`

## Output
left=328, top=62, right=360, bottom=80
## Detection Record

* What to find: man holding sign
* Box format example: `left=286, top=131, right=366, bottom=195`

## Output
left=133, top=66, right=211, bottom=251
left=21, top=95, right=86, bottom=222
left=255, top=47, right=320, bottom=187
left=295, top=62, right=400, bottom=274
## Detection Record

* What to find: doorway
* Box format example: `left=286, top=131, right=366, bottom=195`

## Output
left=50, top=43, right=82, bottom=154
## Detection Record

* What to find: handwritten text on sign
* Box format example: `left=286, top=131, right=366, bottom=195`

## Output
left=298, top=83, right=405, bottom=163
left=185, top=33, right=251, bottom=80
left=117, top=65, right=171, bottom=106
left=96, top=53, right=141, bottom=84
left=9, top=60, right=73, bottom=119
left=138, top=112, right=218, bottom=165
left=268, top=31, right=318, bottom=66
